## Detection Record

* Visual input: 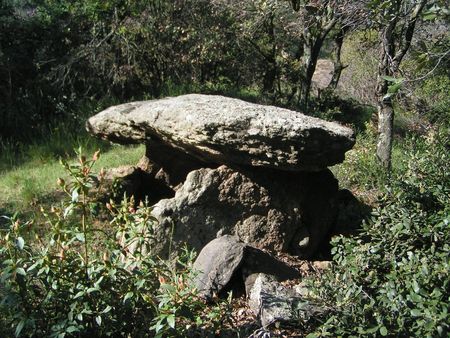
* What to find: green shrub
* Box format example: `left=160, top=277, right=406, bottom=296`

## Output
left=310, top=89, right=374, bottom=133
left=308, top=130, right=450, bottom=337
left=0, top=150, right=228, bottom=337
left=415, top=75, right=450, bottom=126
left=331, top=126, right=389, bottom=196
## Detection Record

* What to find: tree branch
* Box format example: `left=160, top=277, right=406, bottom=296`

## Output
left=393, top=0, right=428, bottom=65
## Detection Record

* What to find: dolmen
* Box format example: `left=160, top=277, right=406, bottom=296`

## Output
left=87, top=94, right=355, bottom=258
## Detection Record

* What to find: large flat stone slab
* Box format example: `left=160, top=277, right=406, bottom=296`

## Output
left=86, top=94, right=355, bottom=171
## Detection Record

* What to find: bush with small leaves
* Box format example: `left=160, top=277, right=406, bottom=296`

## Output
left=0, top=149, right=230, bottom=337
left=306, top=130, right=449, bottom=338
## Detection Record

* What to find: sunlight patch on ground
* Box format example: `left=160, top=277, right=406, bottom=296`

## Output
left=0, top=145, right=144, bottom=212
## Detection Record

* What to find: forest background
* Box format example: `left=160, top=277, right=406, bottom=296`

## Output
left=0, top=0, right=449, bottom=337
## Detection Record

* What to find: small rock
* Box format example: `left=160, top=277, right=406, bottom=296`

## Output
left=248, top=273, right=324, bottom=328
left=193, top=235, right=245, bottom=300
left=248, top=274, right=296, bottom=327
left=312, top=261, right=332, bottom=271
left=192, top=236, right=299, bottom=300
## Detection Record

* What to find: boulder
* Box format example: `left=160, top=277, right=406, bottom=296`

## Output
left=86, top=94, right=356, bottom=259
left=192, top=236, right=299, bottom=300
left=151, top=165, right=339, bottom=258
left=248, top=273, right=324, bottom=328
left=86, top=94, right=355, bottom=171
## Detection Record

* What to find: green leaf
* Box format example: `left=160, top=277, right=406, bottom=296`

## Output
left=95, top=316, right=102, bottom=326
left=306, top=333, right=319, bottom=338
left=74, top=291, right=85, bottom=299
left=63, top=204, right=74, bottom=218
left=380, top=326, right=388, bottom=336
left=153, top=318, right=164, bottom=333
left=167, top=314, right=175, bottom=329
left=160, top=283, right=176, bottom=292
left=102, top=305, right=112, bottom=314
left=16, top=267, right=26, bottom=276
left=16, top=237, right=25, bottom=250
left=15, top=320, right=25, bottom=337
left=422, top=12, right=437, bottom=20
left=412, top=280, right=420, bottom=293
left=382, top=75, right=397, bottom=82
left=75, top=233, right=85, bottom=242
left=66, top=326, right=78, bottom=333
left=365, top=326, right=379, bottom=334
left=411, top=309, right=421, bottom=317
left=387, top=82, right=402, bottom=94
left=72, top=189, right=79, bottom=202
left=94, top=276, right=104, bottom=287
left=123, top=292, right=134, bottom=302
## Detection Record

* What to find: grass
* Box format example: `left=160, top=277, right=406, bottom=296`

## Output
left=0, top=143, right=145, bottom=217
left=331, top=124, right=412, bottom=205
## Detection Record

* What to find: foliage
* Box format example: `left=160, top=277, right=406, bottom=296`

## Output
left=414, top=74, right=450, bottom=126
left=1, top=0, right=447, bottom=147
left=0, top=0, right=242, bottom=142
left=331, top=126, right=389, bottom=197
left=0, top=150, right=229, bottom=337
left=337, top=30, right=379, bottom=105
left=307, top=130, right=450, bottom=337
left=310, top=89, right=374, bottom=132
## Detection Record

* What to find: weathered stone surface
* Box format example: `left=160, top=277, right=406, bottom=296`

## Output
left=248, top=274, right=297, bottom=327
left=86, top=94, right=355, bottom=171
left=248, top=273, right=324, bottom=328
left=193, top=236, right=299, bottom=300
left=193, top=236, right=245, bottom=300
left=151, top=165, right=339, bottom=258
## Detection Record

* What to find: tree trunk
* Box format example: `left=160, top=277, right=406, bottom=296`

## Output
left=375, top=11, right=397, bottom=171
left=328, top=28, right=347, bottom=90
left=374, top=0, right=426, bottom=171
left=263, top=63, right=277, bottom=98
left=262, top=14, right=278, bottom=101
left=299, top=37, right=324, bottom=109
left=376, top=98, right=394, bottom=171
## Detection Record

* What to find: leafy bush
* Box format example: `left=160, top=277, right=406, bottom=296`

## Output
left=307, top=130, right=449, bottom=337
left=337, top=30, right=379, bottom=106
left=0, top=150, right=228, bottom=337
left=331, top=127, right=390, bottom=197
left=414, top=75, right=450, bottom=126
left=310, top=89, right=374, bottom=133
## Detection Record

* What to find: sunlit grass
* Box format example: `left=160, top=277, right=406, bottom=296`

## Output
left=331, top=126, right=411, bottom=205
left=0, top=144, right=144, bottom=214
